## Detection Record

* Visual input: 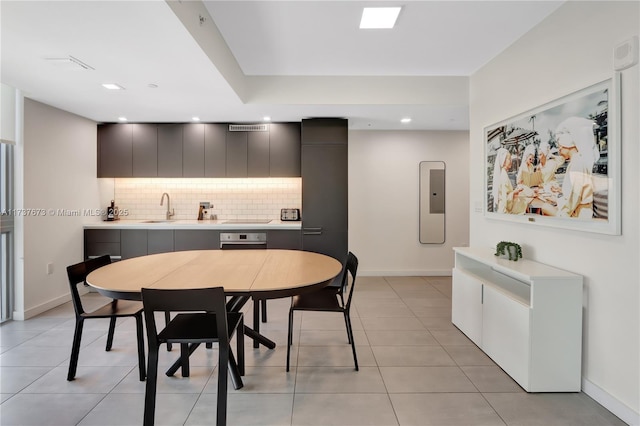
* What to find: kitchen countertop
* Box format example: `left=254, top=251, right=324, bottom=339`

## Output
left=83, top=219, right=302, bottom=230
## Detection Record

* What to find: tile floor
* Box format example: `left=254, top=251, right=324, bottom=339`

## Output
left=0, top=276, right=626, bottom=425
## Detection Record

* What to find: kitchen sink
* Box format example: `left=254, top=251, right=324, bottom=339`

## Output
left=141, top=220, right=176, bottom=223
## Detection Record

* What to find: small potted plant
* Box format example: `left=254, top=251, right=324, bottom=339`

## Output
left=494, top=241, right=522, bottom=261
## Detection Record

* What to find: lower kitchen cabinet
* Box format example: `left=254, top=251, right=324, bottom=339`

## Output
left=267, top=230, right=301, bottom=249
left=121, top=229, right=148, bottom=259
left=148, top=230, right=174, bottom=254
left=84, top=229, right=121, bottom=260
left=451, top=247, right=583, bottom=392
left=86, top=228, right=300, bottom=259
left=174, top=230, right=220, bottom=251
left=301, top=229, right=347, bottom=262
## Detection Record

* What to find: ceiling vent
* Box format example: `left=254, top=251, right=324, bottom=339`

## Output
left=228, top=124, right=269, bottom=132
left=45, top=55, right=95, bottom=71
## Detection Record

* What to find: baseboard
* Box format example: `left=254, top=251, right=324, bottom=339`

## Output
left=361, top=269, right=452, bottom=277
left=13, top=293, right=72, bottom=320
left=582, top=377, right=639, bottom=425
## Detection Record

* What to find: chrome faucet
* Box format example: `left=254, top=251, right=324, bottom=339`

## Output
left=160, top=192, right=175, bottom=220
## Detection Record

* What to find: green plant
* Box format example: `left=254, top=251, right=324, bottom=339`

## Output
left=494, top=241, right=523, bottom=261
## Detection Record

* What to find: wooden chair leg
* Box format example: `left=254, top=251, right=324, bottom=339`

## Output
left=105, top=317, right=117, bottom=351
left=67, top=319, right=84, bottom=381
left=143, top=347, right=159, bottom=426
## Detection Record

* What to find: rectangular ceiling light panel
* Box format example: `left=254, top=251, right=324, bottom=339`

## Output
left=360, top=7, right=401, bottom=29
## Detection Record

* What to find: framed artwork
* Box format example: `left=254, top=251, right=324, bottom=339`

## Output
left=484, top=78, right=620, bottom=235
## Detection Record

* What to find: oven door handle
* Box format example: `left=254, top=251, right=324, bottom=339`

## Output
left=220, top=241, right=267, bottom=249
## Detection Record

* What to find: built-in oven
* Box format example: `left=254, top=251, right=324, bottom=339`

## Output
left=219, top=232, right=267, bottom=250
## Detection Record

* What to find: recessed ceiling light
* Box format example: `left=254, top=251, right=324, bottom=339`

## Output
left=360, top=7, right=401, bottom=29
left=401, top=117, right=412, bottom=123
left=118, top=117, right=127, bottom=122
left=102, top=83, right=125, bottom=90
left=192, top=117, right=201, bottom=122
left=148, top=83, right=158, bottom=89
left=263, top=116, right=271, bottom=122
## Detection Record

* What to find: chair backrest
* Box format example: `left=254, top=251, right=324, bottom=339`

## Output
left=66, top=255, right=112, bottom=317
left=343, top=252, right=359, bottom=311
left=141, top=287, right=229, bottom=350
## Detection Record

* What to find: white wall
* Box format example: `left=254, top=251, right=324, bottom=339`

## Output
left=18, top=99, right=100, bottom=319
left=469, top=2, right=639, bottom=423
left=349, top=130, right=469, bottom=276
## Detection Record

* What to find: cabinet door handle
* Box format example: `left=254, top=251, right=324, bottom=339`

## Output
left=481, top=284, right=484, bottom=304
left=303, top=227, right=322, bottom=235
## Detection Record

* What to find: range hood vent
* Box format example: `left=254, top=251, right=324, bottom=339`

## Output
left=228, top=124, right=269, bottom=132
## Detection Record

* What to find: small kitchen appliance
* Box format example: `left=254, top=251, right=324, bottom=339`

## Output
left=106, top=200, right=117, bottom=221
left=280, top=208, right=300, bottom=221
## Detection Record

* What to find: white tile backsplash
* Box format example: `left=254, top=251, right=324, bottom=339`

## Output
left=109, top=178, right=301, bottom=220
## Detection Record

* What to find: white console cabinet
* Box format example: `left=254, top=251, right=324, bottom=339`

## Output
left=452, top=247, right=583, bottom=392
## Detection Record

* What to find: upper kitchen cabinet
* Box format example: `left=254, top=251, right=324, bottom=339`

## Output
left=226, top=126, right=270, bottom=178
left=204, top=123, right=227, bottom=177
left=98, top=123, right=133, bottom=177
left=132, top=124, right=157, bottom=177
left=98, top=122, right=301, bottom=178
left=182, top=123, right=205, bottom=177
left=301, top=118, right=348, bottom=145
left=269, top=122, right=301, bottom=177
left=98, top=123, right=158, bottom=177
left=157, top=124, right=183, bottom=177
left=248, top=130, right=270, bottom=177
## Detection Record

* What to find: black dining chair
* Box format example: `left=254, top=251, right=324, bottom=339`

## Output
left=141, top=287, right=244, bottom=426
left=286, top=251, right=359, bottom=372
left=66, top=255, right=146, bottom=381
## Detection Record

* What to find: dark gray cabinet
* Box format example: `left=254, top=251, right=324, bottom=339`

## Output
left=158, top=124, right=183, bottom=177
left=301, top=118, right=348, bottom=263
left=174, top=230, right=220, bottom=251
left=98, top=123, right=157, bottom=178
left=85, top=229, right=175, bottom=260
left=121, top=229, right=148, bottom=259
left=269, top=123, right=301, bottom=177
left=98, top=124, right=132, bottom=177
left=226, top=131, right=249, bottom=177
left=226, top=130, right=270, bottom=177
left=183, top=123, right=205, bottom=177
left=132, top=124, right=158, bottom=177
left=267, top=230, right=302, bottom=249
left=205, top=124, right=227, bottom=177
left=248, top=131, right=270, bottom=177
left=148, top=230, right=174, bottom=254
left=98, top=122, right=301, bottom=178
left=84, top=229, right=121, bottom=259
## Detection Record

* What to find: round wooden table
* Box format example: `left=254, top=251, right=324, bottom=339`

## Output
left=86, top=249, right=342, bottom=387
left=86, top=249, right=342, bottom=300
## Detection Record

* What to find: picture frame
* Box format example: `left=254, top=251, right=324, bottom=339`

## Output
left=484, top=77, right=621, bottom=235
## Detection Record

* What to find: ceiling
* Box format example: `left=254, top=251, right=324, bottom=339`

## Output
left=1, top=1, right=563, bottom=130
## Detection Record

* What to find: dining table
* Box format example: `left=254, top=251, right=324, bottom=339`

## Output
left=85, top=249, right=343, bottom=388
